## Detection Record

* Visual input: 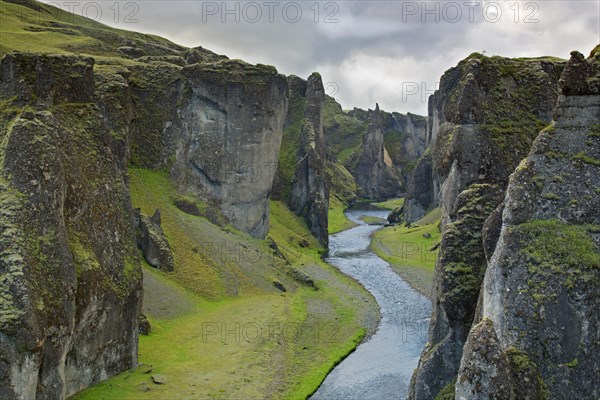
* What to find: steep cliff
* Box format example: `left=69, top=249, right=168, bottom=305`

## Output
left=288, top=73, right=329, bottom=246
left=456, top=48, right=600, bottom=400
left=383, top=112, right=428, bottom=178
left=1, top=0, right=288, bottom=240
left=0, top=53, right=142, bottom=399
left=409, top=53, right=565, bottom=399
left=403, top=150, right=435, bottom=222
left=323, top=97, right=425, bottom=200
left=353, top=104, right=403, bottom=199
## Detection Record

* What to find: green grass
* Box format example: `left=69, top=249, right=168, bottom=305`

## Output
left=0, top=0, right=182, bottom=59
left=373, top=197, right=405, bottom=210
left=370, top=208, right=441, bottom=295
left=74, top=168, right=376, bottom=400
left=360, top=215, right=387, bottom=225
left=328, top=195, right=357, bottom=234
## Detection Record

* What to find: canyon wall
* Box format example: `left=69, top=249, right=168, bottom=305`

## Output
left=456, top=48, right=600, bottom=400
left=409, top=52, right=566, bottom=399
left=0, top=53, right=142, bottom=400
left=288, top=73, right=329, bottom=247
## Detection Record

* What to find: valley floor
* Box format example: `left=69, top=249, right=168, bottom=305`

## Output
left=72, top=169, right=379, bottom=400
left=370, top=206, right=441, bottom=298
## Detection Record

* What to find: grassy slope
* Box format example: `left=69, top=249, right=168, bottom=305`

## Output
left=73, top=169, right=377, bottom=400
left=373, top=197, right=405, bottom=210
left=0, top=0, right=183, bottom=58
left=2, top=4, right=377, bottom=397
left=370, top=208, right=441, bottom=297
left=328, top=195, right=357, bottom=234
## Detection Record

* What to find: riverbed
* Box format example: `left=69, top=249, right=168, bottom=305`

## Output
left=311, top=209, right=431, bottom=400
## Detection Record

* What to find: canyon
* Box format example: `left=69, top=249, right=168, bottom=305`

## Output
left=0, top=0, right=598, bottom=399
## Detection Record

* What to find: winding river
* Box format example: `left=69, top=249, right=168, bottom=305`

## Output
left=311, top=209, right=431, bottom=400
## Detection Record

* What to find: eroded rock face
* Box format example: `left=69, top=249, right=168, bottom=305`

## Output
left=136, top=209, right=174, bottom=271
left=354, top=104, right=403, bottom=199
left=410, top=184, right=504, bottom=399
left=115, top=59, right=288, bottom=239
left=403, top=151, right=434, bottom=222
left=288, top=73, right=329, bottom=247
left=456, top=48, right=600, bottom=400
left=0, top=53, right=142, bottom=399
left=172, top=61, right=288, bottom=238
left=409, top=53, right=565, bottom=399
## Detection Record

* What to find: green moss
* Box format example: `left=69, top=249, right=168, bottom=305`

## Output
left=506, top=347, right=550, bottom=400
left=587, top=124, right=600, bottom=138
left=434, top=378, right=456, bottom=400
left=532, top=176, right=544, bottom=189
left=275, top=86, right=306, bottom=200
left=543, top=192, right=560, bottom=200
left=516, top=220, right=600, bottom=303
left=0, top=179, right=26, bottom=330
left=571, top=152, right=600, bottom=167
left=564, top=358, right=579, bottom=368
left=322, top=96, right=367, bottom=171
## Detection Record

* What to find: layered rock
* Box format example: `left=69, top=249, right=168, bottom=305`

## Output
left=456, top=48, right=600, bottom=400
left=353, top=104, right=403, bottom=199
left=288, top=73, right=329, bottom=247
left=322, top=97, right=426, bottom=200
left=383, top=112, right=428, bottom=175
left=403, top=151, right=435, bottom=222
left=409, top=53, right=565, bottom=399
left=0, top=53, right=142, bottom=399
left=125, top=59, right=288, bottom=239
left=135, top=209, right=174, bottom=271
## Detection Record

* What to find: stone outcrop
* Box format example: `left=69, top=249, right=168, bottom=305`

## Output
left=322, top=97, right=426, bottom=201
left=409, top=53, right=565, bottom=399
left=403, top=151, right=435, bottom=222
left=288, top=73, right=329, bottom=247
left=353, top=104, right=403, bottom=199
left=126, top=59, right=288, bottom=239
left=0, top=53, right=142, bottom=399
left=456, top=48, right=600, bottom=400
left=136, top=209, right=174, bottom=271
left=383, top=112, right=428, bottom=177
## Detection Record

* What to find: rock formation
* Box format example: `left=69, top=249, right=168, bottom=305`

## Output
left=456, top=48, right=600, bottom=400
left=409, top=52, right=565, bottom=399
left=353, top=104, right=403, bottom=199
left=322, top=97, right=426, bottom=201
left=288, top=73, right=329, bottom=247
left=403, top=151, right=435, bottom=222
left=383, top=112, right=428, bottom=177
left=0, top=53, right=142, bottom=399
left=136, top=209, right=174, bottom=271
left=126, top=59, right=288, bottom=239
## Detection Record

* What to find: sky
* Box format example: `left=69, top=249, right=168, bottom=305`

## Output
left=44, top=0, right=600, bottom=115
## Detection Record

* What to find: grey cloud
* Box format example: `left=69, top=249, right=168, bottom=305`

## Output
left=47, top=0, right=600, bottom=114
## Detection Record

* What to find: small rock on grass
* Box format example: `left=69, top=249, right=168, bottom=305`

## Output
left=138, top=382, right=150, bottom=392
left=151, top=374, right=168, bottom=385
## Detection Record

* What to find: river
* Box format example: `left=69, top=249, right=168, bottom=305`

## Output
left=311, top=209, right=431, bottom=400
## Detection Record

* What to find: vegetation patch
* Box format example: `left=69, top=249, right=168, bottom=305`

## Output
left=75, top=168, right=376, bottom=399
left=516, top=220, right=600, bottom=304
left=373, top=197, right=405, bottom=210
left=328, top=195, right=357, bottom=234
left=370, top=208, right=441, bottom=296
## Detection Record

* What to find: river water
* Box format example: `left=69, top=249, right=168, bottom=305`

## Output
left=311, top=209, right=431, bottom=400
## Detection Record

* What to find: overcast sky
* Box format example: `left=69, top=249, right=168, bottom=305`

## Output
left=49, top=0, right=600, bottom=115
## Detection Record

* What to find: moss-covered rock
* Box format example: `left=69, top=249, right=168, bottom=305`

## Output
left=457, top=47, right=600, bottom=400
left=0, top=53, right=142, bottom=399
